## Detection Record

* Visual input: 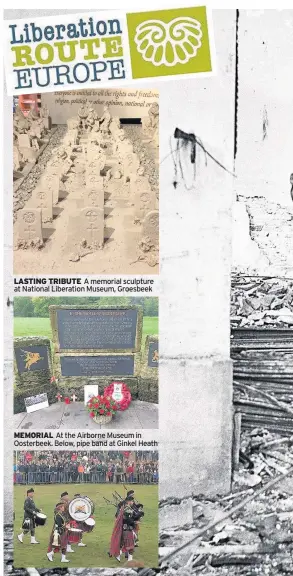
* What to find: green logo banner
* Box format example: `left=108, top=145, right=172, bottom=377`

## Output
left=127, top=6, right=213, bottom=79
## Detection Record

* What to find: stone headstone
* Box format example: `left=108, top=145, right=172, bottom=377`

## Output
left=86, top=172, right=104, bottom=190
left=17, top=134, right=31, bottom=149
left=18, top=208, right=43, bottom=244
left=47, top=159, right=63, bottom=177
left=63, top=129, right=78, bottom=147
left=106, top=178, right=130, bottom=199
left=84, top=187, right=104, bottom=208
left=62, top=156, right=73, bottom=176
left=134, top=178, right=156, bottom=220
left=86, top=154, right=106, bottom=174
left=42, top=173, right=60, bottom=205
left=116, top=140, right=133, bottom=158
left=43, top=116, right=52, bottom=130
left=13, top=146, right=21, bottom=171
left=31, top=187, right=53, bottom=223
left=20, top=147, right=38, bottom=162
left=80, top=206, right=104, bottom=248
left=142, top=210, right=159, bottom=247
left=123, top=153, right=140, bottom=174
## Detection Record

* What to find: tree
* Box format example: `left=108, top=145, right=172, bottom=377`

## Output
left=14, top=298, right=34, bottom=317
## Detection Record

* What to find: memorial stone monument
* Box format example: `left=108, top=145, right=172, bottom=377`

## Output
left=139, top=335, right=159, bottom=403
left=49, top=305, right=143, bottom=397
left=14, top=336, right=54, bottom=414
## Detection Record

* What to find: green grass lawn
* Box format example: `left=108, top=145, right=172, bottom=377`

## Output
left=14, top=483, right=158, bottom=568
left=14, top=317, right=158, bottom=347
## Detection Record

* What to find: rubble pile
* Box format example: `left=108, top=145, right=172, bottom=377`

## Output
left=231, top=275, right=293, bottom=435
left=231, top=276, right=293, bottom=328
left=159, top=432, right=293, bottom=575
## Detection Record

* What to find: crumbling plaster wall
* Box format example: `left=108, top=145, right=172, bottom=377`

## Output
left=159, top=10, right=236, bottom=498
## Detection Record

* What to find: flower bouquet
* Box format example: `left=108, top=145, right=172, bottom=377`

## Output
left=104, top=382, right=132, bottom=412
left=86, top=395, right=118, bottom=425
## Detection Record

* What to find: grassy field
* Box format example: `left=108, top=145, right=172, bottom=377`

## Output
left=14, top=483, right=158, bottom=568
left=14, top=317, right=158, bottom=346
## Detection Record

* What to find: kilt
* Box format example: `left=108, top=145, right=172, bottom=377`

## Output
left=122, top=528, right=134, bottom=552
left=68, top=521, right=82, bottom=544
left=22, top=516, right=35, bottom=531
left=48, top=526, right=68, bottom=552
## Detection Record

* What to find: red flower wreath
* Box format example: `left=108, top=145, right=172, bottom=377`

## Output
left=104, top=382, right=132, bottom=411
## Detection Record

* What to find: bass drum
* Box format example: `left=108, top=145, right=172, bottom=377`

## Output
left=69, top=496, right=92, bottom=522
left=83, top=516, right=95, bottom=533
left=83, top=495, right=95, bottom=515
left=35, top=512, right=47, bottom=526
left=68, top=521, right=82, bottom=544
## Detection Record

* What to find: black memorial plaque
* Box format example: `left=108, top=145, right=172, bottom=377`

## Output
left=60, top=355, right=135, bottom=377
left=56, top=309, right=138, bottom=350
left=15, top=345, right=49, bottom=374
left=147, top=342, right=159, bottom=368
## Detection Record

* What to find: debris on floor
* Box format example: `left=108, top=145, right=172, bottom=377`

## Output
left=159, top=431, right=293, bottom=575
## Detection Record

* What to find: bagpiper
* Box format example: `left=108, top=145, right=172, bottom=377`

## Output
left=114, top=489, right=134, bottom=518
left=47, top=501, right=70, bottom=563
left=17, top=488, right=40, bottom=545
left=132, top=503, right=144, bottom=547
left=123, top=489, right=144, bottom=548
left=109, top=495, right=136, bottom=562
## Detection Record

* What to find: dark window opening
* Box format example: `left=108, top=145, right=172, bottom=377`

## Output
left=119, top=118, right=142, bottom=125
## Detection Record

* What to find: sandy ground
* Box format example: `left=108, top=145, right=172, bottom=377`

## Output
left=13, top=127, right=159, bottom=276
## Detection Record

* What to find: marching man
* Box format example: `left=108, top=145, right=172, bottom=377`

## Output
left=60, top=491, right=75, bottom=554
left=109, top=495, right=136, bottom=563
left=132, top=503, right=144, bottom=548
left=47, top=501, right=70, bottom=563
left=17, top=488, right=40, bottom=545
left=67, top=493, right=87, bottom=550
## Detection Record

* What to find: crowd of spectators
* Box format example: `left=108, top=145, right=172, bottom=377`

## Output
left=14, top=451, right=159, bottom=485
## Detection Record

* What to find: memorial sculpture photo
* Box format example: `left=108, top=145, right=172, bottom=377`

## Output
left=13, top=450, right=159, bottom=568
left=13, top=297, right=159, bottom=429
left=13, top=88, right=159, bottom=275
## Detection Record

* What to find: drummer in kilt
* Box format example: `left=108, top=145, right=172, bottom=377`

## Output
left=47, top=501, right=70, bottom=563
left=71, top=493, right=87, bottom=548
left=60, top=491, right=75, bottom=554
left=109, top=495, right=136, bottom=562
left=17, top=488, right=41, bottom=545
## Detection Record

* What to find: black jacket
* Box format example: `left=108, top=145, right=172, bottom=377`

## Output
left=23, top=497, right=40, bottom=519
